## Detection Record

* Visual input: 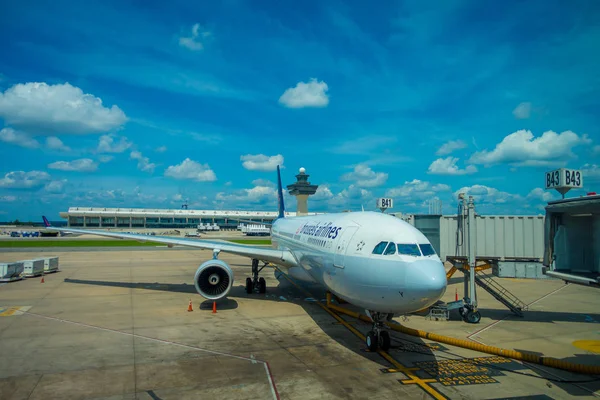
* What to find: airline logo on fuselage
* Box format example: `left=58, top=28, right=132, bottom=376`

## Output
left=296, top=222, right=341, bottom=239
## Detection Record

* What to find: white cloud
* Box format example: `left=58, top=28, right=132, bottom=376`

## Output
left=386, top=179, right=451, bottom=200
left=527, top=187, right=558, bottom=203
left=215, top=185, right=278, bottom=206
left=98, top=155, right=114, bottom=163
left=592, top=145, right=600, bottom=155
left=329, top=184, right=373, bottom=208
left=312, top=185, right=334, bottom=201
left=0, top=195, right=17, bottom=202
left=581, top=164, right=600, bottom=178
left=427, top=157, right=478, bottom=175
left=454, top=185, right=521, bottom=204
left=512, top=102, right=532, bottom=119
left=0, top=127, right=39, bottom=148
left=468, top=130, right=591, bottom=167
left=0, top=82, right=127, bottom=134
left=436, top=139, right=467, bottom=156
left=164, top=158, right=216, bottom=181
left=179, top=23, right=211, bottom=51
left=155, top=145, right=167, bottom=153
left=97, top=134, right=132, bottom=153
left=341, top=164, right=388, bottom=187
left=45, top=179, right=67, bottom=193
left=45, top=136, right=71, bottom=152
left=241, top=154, right=284, bottom=171
left=278, top=78, right=329, bottom=108
left=0, top=170, right=51, bottom=189
left=48, top=158, right=98, bottom=172
left=130, top=150, right=156, bottom=173
left=252, top=178, right=275, bottom=187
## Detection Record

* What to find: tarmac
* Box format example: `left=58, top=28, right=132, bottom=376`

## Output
left=1, top=247, right=599, bottom=399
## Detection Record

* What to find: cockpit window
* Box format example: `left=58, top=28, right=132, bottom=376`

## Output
left=372, top=241, right=388, bottom=255
left=384, top=242, right=397, bottom=255
left=396, top=243, right=421, bottom=257
left=419, top=244, right=436, bottom=256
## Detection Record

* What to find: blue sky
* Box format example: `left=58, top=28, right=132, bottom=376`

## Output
left=1, top=0, right=599, bottom=221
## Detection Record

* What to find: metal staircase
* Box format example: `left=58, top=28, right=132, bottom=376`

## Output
left=474, top=270, right=528, bottom=317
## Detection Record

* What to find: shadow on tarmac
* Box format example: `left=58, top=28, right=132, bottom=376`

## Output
left=62, top=275, right=600, bottom=398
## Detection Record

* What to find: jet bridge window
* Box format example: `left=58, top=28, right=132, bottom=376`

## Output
left=372, top=241, right=389, bottom=255
left=396, top=243, right=422, bottom=257
left=419, top=244, right=436, bottom=256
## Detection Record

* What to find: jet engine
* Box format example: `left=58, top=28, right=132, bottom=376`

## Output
left=194, top=259, right=234, bottom=300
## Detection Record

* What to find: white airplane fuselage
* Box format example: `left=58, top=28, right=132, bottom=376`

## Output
left=270, top=211, right=447, bottom=314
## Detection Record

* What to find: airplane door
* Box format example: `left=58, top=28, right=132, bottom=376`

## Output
left=333, top=226, right=358, bottom=268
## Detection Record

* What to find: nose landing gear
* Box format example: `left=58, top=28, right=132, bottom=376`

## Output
left=365, top=311, right=392, bottom=352
left=458, top=304, right=481, bottom=324
left=245, top=259, right=267, bottom=294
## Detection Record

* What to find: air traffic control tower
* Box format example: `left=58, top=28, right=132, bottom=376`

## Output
left=287, top=167, right=318, bottom=216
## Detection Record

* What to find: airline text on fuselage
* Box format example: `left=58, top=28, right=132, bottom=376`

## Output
left=296, top=222, right=342, bottom=240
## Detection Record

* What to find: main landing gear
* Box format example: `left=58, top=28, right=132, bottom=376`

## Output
left=245, top=259, right=266, bottom=294
left=365, top=311, right=392, bottom=352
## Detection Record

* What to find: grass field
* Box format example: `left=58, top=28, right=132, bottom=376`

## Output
left=0, top=238, right=272, bottom=248
left=0, top=240, right=161, bottom=248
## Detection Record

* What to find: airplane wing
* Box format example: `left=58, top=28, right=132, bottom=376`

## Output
left=41, top=217, right=296, bottom=268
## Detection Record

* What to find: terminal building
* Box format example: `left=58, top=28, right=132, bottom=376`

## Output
left=59, top=207, right=320, bottom=230
left=60, top=167, right=324, bottom=230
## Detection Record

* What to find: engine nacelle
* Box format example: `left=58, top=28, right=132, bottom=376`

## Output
left=194, top=259, right=234, bottom=300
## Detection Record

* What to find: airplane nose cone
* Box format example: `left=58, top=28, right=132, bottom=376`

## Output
left=407, top=260, right=447, bottom=303
left=424, top=261, right=447, bottom=300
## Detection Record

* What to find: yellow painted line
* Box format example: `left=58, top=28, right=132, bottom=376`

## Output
left=572, top=340, right=600, bottom=354
left=0, top=306, right=31, bottom=317
left=446, top=266, right=457, bottom=280
left=384, top=367, right=420, bottom=373
left=0, top=307, right=19, bottom=317
left=273, top=267, right=448, bottom=400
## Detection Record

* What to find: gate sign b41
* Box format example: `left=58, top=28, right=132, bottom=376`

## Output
left=377, top=198, right=394, bottom=210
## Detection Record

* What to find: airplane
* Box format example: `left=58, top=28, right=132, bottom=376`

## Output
left=41, top=166, right=447, bottom=352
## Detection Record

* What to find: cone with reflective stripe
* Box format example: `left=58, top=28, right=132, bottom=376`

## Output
left=455, top=288, right=458, bottom=301
left=187, top=299, right=193, bottom=312
left=212, top=301, right=217, bottom=314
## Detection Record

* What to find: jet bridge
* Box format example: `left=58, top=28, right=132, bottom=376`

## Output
left=436, top=194, right=529, bottom=323
left=542, top=194, right=600, bottom=287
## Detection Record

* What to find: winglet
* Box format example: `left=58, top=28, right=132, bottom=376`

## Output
left=276, top=165, right=285, bottom=219
left=42, top=216, right=51, bottom=227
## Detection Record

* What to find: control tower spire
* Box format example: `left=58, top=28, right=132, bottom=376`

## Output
left=286, top=167, right=318, bottom=216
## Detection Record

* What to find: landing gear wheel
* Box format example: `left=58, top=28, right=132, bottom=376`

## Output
left=379, top=331, right=391, bottom=351
left=366, top=331, right=378, bottom=352
left=466, top=311, right=481, bottom=324
left=258, top=277, right=266, bottom=294
left=458, top=306, right=467, bottom=317
left=247, top=259, right=267, bottom=294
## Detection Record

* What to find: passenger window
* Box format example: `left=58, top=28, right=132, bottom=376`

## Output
left=372, top=241, right=388, bottom=255
left=419, top=244, right=436, bottom=256
left=384, top=242, right=397, bottom=255
left=396, top=244, right=421, bottom=257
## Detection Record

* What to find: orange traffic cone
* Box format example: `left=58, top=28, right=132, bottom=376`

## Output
left=455, top=288, right=458, bottom=301
left=212, top=301, right=217, bottom=314
left=41, top=275, right=45, bottom=284
left=187, top=300, right=193, bottom=312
